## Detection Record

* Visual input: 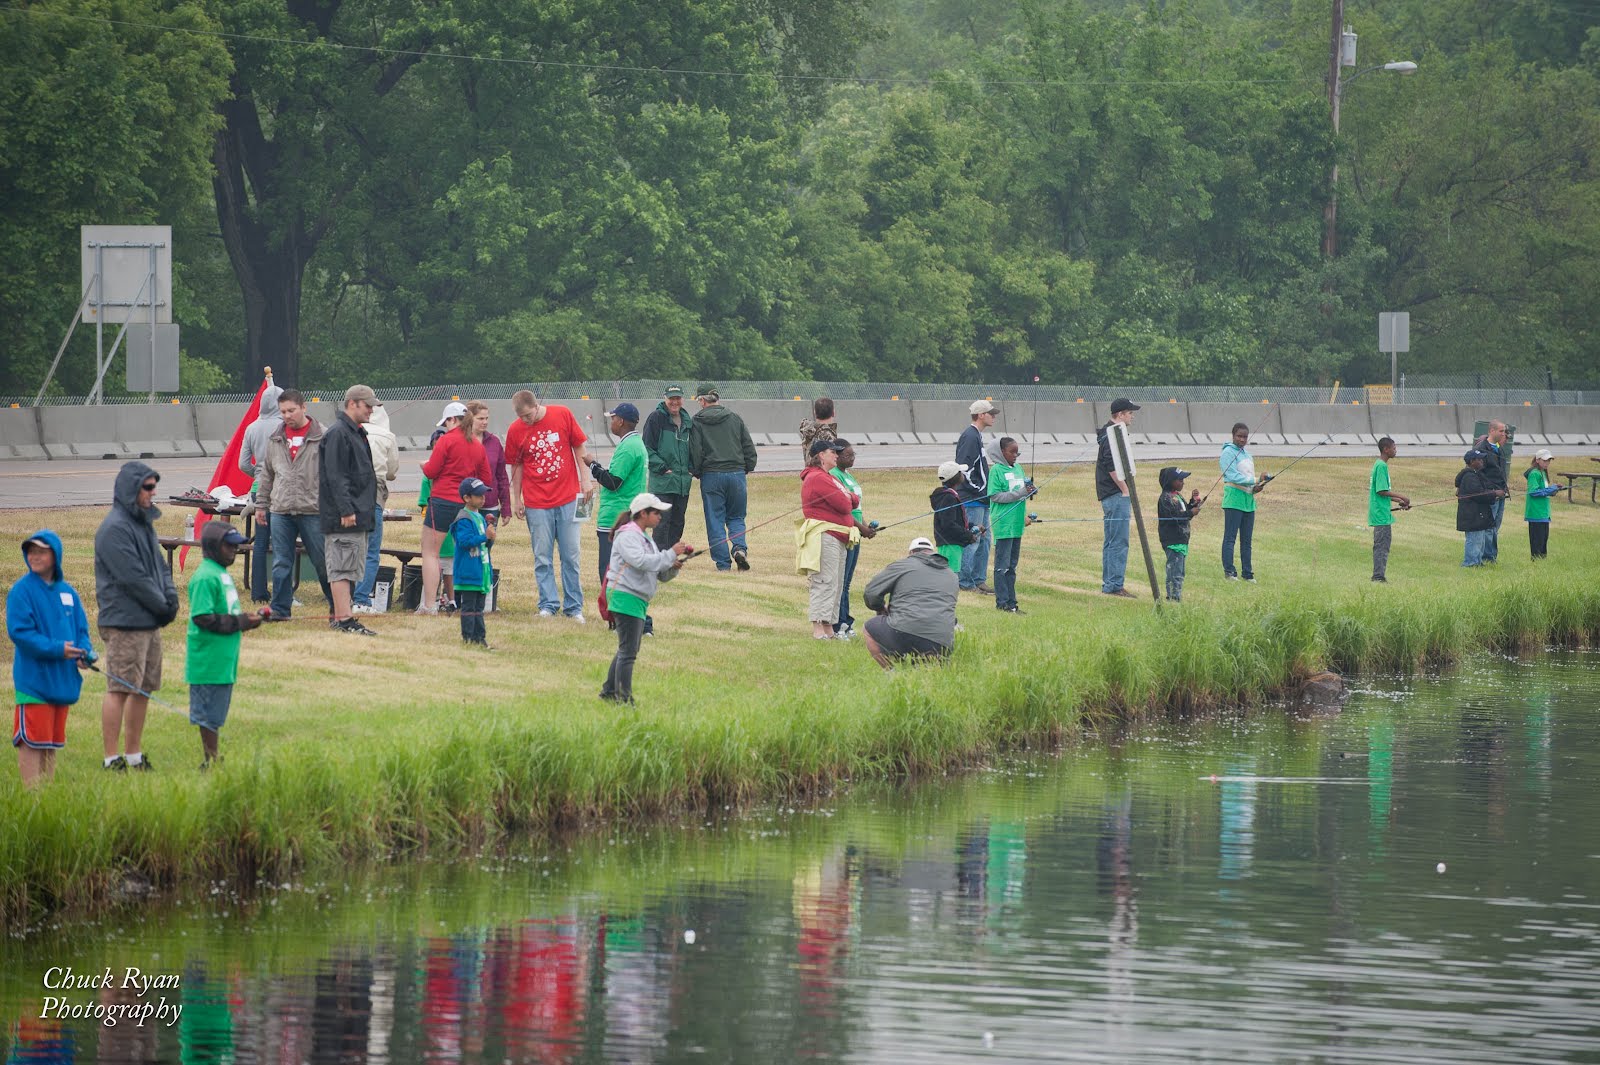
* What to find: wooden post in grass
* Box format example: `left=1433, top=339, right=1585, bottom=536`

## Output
left=1109, top=422, right=1162, bottom=609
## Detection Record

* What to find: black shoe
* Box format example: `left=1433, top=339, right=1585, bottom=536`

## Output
left=332, top=618, right=378, bottom=636
left=732, top=548, right=750, bottom=571
left=104, top=755, right=127, bottom=772
left=1371, top=576, right=1387, bottom=583
left=1001, top=606, right=1024, bottom=614
left=974, top=583, right=995, bottom=595
left=130, top=754, right=153, bottom=772
left=264, top=612, right=292, bottom=622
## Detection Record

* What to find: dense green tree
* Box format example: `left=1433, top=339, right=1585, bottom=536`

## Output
left=0, top=1, right=230, bottom=396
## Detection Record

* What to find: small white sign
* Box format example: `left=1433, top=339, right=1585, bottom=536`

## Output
left=1108, top=421, right=1135, bottom=482
left=1378, top=312, right=1410, bottom=353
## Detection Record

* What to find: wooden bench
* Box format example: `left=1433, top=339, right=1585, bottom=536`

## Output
left=156, top=536, right=201, bottom=572
left=1555, top=471, right=1600, bottom=504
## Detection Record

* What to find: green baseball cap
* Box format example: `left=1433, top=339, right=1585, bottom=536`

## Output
left=664, top=385, right=684, bottom=398
left=694, top=383, right=719, bottom=400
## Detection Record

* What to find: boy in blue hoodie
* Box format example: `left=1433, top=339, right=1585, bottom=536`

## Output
left=450, top=478, right=496, bottom=647
left=8, top=531, right=94, bottom=787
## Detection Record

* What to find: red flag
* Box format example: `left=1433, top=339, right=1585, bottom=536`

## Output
left=179, top=374, right=272, bottom=570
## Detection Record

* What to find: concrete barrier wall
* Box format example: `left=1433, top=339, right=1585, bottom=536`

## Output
left=1369, top=403, right=1459, bottom=440
left=0, top=408, right=43, bottom=459
left=1456, top=404, right=1543, bottom=437
left=1187, top=402, right=1285, bottom=438
left=1275, top=403, right=1371, bottom=440
left=1540, top=405, right=1600, bottom=438
left=835, top=400, right=913, bottom=436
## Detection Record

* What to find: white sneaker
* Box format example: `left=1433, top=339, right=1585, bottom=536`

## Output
left=351, top=604, right=381, bottom=615
left=292, top=598, right=304, bottom=608
left=569, top=613, right=586, bottom=625
left=538, top=609, right=556, bottom=618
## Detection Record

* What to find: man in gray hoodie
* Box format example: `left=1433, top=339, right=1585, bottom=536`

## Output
left=238, top=382, right=283, bottom=601
left=93, top=461, right=180, bottom=770
left=861, top=536, right=959, bottom=669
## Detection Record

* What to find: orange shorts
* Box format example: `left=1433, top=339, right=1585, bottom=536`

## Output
left=13, top=703, right=68, bottom=749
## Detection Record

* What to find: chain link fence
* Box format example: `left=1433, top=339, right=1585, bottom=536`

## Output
left=8, top=377, right=1596, bottom=407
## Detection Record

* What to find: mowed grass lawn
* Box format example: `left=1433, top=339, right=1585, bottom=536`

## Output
left=1, top=452, right=1598, bottom=923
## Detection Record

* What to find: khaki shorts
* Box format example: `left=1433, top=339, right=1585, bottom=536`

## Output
left=324, top=532, right=366, bottom=583
left=97, top=627, right=163, bottom=695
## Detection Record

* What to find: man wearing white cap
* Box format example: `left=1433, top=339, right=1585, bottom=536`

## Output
left=860, top=537, right=959, bottom=669
left=600, top=493, right=693, bottom=704
left=955, top=400, right=998, bottom=593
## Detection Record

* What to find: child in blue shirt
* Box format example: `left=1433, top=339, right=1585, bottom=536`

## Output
left=7, top=531, right=94, bottom=787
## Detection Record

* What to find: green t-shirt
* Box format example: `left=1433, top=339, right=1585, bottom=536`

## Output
left=598, top=432, right=648, bottom=531
left=830, top=467, right=863, bottom=524
left=937, top=544, right=962, bottom=573
left=987, top=460, right=1029, bottom=540
left=1369, top=459, right=1393, bottom=527
left=608, top=588, right=649, bottom=619
left=1525, top=469, right=1552, bottom=522
left=186, top=558, right=243, bottom=685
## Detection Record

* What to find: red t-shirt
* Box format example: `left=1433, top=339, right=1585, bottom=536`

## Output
left=420, top=430, right=492, bottom=504
left=504, top=406, right=588, bottom=510
left=284, top=422, right=310, bottom=461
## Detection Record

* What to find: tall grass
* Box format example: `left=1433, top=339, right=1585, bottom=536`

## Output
left=2, top=459, right=1598, bottom=929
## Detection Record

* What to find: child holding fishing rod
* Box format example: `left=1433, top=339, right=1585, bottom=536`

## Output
left=1524, top=449, right=1560, bottom=559
left=599, top=494, right=694, bottom=705
left=8, top=531, right=95, bottom=787
left=1369, top=437, right=1410, bottom=583
left=1157, top=468, right=1202, bottom=602
left=1218, top=424, right=1272, bottom=583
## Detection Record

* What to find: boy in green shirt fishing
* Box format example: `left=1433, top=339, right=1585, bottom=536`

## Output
left=1368, top=437, right=1409, bottom=582
left=187, top=522, right=266, bottom=767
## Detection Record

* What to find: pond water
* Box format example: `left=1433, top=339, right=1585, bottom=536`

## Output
left=4, top=654, right=1600, bottom=1063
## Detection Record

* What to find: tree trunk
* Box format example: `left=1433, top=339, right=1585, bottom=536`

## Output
left=212, top=87, right=316, bottom=386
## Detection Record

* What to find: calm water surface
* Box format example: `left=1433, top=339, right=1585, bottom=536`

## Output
left=4, top=654, right=1600, bottom=1063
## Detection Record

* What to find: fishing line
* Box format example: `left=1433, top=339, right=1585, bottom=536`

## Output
left=86, top=663, right=189, bottom=716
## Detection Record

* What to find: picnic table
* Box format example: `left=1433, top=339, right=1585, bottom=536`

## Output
left=1554, top=470, right=1600, bottom=504
left=161, top=498, right=412, bottom=584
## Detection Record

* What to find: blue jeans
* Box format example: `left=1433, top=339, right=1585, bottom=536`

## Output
left=1100, top=494, right=1130, bottom=593
left=1164, top=547, right=1187, bottom=601
left=525, top=501, right=583, bottom=615
left=993, top=536, right=1021, bottom=609
left=1486, top=498, right=1505, bottom=561
left=700, top=471, right=748, bottom=570
left=1463, top=529, right=1491, bottom=567
left=268, top=512, right=331, bottom=618
left=249, top=518, right=271, bottom=600
left=1222, top=508, right=1255, bottom=579
left=353, top=505, right=384, bottom=606
left=835, top=544, right=861, bottom=631
left=959, top=501, right=991, bottom=589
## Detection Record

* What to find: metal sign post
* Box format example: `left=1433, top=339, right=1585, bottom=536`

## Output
left=1379, top=311, right=1410, bottom=391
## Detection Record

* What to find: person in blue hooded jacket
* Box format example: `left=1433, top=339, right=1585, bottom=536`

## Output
left=8, top=530, right=94, bottom=787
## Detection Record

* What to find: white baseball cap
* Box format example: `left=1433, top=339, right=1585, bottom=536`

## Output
left=436, top=401, right=468, bottom=426
left=908, top=537, right=935, bottom=553
left=1535, top=448, right=1553, bottom=461
left=937, top=460, right=969, bottom=481
left=629, top=492, right=673, bottom=514
left=969, top=399, right=997, bottom=416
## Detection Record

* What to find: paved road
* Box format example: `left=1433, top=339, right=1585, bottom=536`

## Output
left=5, top=441, right=1595, bottom=510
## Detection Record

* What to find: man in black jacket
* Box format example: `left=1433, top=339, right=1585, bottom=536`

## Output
left=954, top=400, right=997, bottom=593
left=1096, top=398, right=1140, bottom=598
left=1472, top=421, right=1509, bottom=562
left=94, top=461, right=180, bottom=771
left=319, top=385, right=379, bottom=635
left=1456, top=450, right=1501, bottom=568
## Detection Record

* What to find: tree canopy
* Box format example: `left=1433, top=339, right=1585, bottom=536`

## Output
left=3, top=0, right=1598, bottom=395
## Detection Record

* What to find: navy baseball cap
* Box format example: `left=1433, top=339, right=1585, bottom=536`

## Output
left=1463, top=449, right=1487, bottom=463
left=459, top=477, right=489, bottom=497
left=606, top=402, right=641, bottom=424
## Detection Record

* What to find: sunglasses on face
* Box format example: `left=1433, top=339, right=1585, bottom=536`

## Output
left=140, top=482, right=158, bottom=491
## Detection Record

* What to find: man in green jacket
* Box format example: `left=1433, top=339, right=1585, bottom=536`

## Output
left=642, top=385, right=694, bottom=551
left=688, top=385, right=758, bottom=571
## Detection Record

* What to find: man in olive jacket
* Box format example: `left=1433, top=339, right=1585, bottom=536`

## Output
left=687, top=385, right=757, bottom=571
left=94, top=461, right=180, bottom=771
left=642, top=385, right=694, bottom=550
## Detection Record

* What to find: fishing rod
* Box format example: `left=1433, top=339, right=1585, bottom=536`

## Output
left=1030, top=374, right=1041, bottom=482
left=1266, top=406, right=1374, bottom=483
left=86, top=663, right=189, bottom=716
left=1197, top=403, right=1280, bottom=506
left=1395, top=488, right=1509, bottom=510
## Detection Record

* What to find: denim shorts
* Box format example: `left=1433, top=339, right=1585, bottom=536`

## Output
left=425, top=498, right=464, bottom=532
left=188, top=683, right=234, bottom=731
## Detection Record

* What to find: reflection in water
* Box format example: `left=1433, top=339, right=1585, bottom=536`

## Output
left=5, top=656, right=1600, bottom=1064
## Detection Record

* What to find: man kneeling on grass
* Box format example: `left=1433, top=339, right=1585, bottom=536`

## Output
left=187, top=522, right=265, bottom=768
left=860, top=537, right=959, bottom=670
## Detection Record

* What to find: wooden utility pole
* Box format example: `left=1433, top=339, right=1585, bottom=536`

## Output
left=1322, top=0, right=1345, bottom=259
left=1110, top=424, right=1162, bottom=608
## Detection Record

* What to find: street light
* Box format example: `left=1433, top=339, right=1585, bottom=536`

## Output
left=1323, top=26, right=1418, bottom=258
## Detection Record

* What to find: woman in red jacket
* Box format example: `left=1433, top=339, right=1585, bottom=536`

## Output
left=418, top=400, right=494, bottom=614
left=801, top=439, right=857, bottom=639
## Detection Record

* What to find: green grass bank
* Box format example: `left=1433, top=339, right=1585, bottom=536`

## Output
left=2, top=458, right=1598, bottom=929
